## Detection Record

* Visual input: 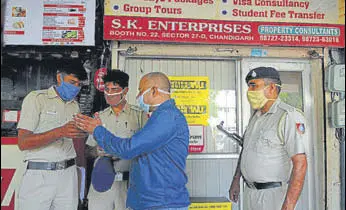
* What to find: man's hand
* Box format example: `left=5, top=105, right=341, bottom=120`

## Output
left=229, top=176, right=241, bottom=202
left=281, top=153, right=307, bottom=210
left=96, top=146, right=108, bottom=156
left=281, top=203, right=296, bottom=210
left=60, top=121, right=87, bottom=139
left=74, top=113, right=102, bottom=134
left=96, top=146, right=120, bottom=160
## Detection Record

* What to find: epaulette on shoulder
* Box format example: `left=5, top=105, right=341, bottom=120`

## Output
left=30, top=89, right=48, bottom=96
left=129, top=104, right=142, bottom=112
left=98, top=107, right=112, bottom=116
left=295, top=108, right=304, bottom=115
left=278, top=102, right=295, bottom=113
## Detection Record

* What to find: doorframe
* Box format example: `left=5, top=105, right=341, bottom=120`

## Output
left=118, top=54, right=319, bottom=209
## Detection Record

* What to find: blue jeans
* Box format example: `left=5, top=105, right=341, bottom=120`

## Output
left=158, top=207, right=189, bottom=210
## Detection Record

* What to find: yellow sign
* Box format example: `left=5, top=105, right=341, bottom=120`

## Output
left=169, top=76, right=209, bottom=126
left=189, top=197, right=232, bottom=210
left=105, top=0, right=344, bottom=24
left=189, top=202, right=232, bottom=210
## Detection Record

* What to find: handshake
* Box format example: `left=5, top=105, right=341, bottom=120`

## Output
left=59, top=120, right=87, bottom=139
left=69, top=113, right=117, bottom=159
left=58, top=113, right=103, bottom=139
left=73, top=113, right=103, bottom=135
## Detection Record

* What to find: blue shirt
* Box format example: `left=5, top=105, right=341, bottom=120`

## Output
left=93, top=99, right=190, bottom=210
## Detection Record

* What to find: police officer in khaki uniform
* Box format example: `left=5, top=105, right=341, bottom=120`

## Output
left=17, top=62, right=87, bottom=210
left=86, top=70, right=147, bottom=210
left=229, top=67, right=308, bottom=210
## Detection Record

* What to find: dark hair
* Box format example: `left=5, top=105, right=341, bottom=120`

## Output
left=102, top=69, right=129, bottom=89
left=57, top=61, right=87, bottom=81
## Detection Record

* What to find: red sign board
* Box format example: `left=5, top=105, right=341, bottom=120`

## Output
left=1, top=137, right=18, bottom=145
left=104, top=16, right=345, bottom=48
left=93, top=67, right=107, bottom=92
left=1, top=169, right=16, bottom=210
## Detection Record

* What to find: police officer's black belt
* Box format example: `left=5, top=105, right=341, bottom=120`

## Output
left=246, top=181, right=282, bottom=190
left=118, top=171, right=129, bottom=181
left=27, top=158, right=75, bottom=170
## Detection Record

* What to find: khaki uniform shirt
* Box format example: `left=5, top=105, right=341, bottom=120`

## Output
left=86, top=104, right=147, bottom=172
left=240, top=99, right=306, bottom=183
left=17, top=86, right=80, bottom=162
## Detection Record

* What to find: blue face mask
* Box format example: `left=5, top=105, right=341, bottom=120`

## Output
left=137, top=87, right=171, bottom=113
left=137, top=88, right=151, bottom=113
left=56, top=76, right=81, bottom=101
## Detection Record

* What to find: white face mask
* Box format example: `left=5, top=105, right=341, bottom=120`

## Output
left=104, top=90, right=122, bottom=96
left=104, top=90, right=125, bottom=106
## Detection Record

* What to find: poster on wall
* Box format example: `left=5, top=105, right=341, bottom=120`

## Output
left=169, top=76, right=209, bottom=126
left=103, top=0, right=345, bottom=47
left=3, top=0, right=95, bottom=46
left=93, top=68, right=107, bottom=92
left=188, top=125, right=205, bottom=153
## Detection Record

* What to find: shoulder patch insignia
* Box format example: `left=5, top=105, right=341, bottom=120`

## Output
left=296, top=123, right=305, bottom=134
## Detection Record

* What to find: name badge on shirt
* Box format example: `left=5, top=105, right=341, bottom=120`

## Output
left=114, top=172, right=123, bottom=181
left=46, top=111, right=57, bottom=115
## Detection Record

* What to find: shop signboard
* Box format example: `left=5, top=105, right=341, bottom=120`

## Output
left=103, top=0, right=345, bottom=47
left=3, top=0, right=95, bottom=46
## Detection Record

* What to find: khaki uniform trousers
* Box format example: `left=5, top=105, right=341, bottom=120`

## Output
left=17, top=165, right=78, bottom=210
left=88, top=180, right=128, bottom=210
left=244, top=183, right=288, bottom=210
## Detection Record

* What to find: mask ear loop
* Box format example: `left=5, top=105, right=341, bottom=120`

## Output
left=264, top=84, right=280, bottom=101
left=151, top=86, right=170, bottom=95
left=151, top=88, right=171, bottom=107
left=58, top=73, right=66, bottom=86
left=157, top=89, right=171, bottom=95
left=142, top=87, right=152, bottom=97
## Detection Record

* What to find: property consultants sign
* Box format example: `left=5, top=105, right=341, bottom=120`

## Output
left=103, top=0, right=345, bottom=47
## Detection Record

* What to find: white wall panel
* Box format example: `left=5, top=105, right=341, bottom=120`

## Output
left=124, top=58, right=238, bottom=154
left=123, top=57, right=240, bottom=209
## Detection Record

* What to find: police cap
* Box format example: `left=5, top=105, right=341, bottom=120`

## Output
left=245, top=67, right=281, bottom=84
